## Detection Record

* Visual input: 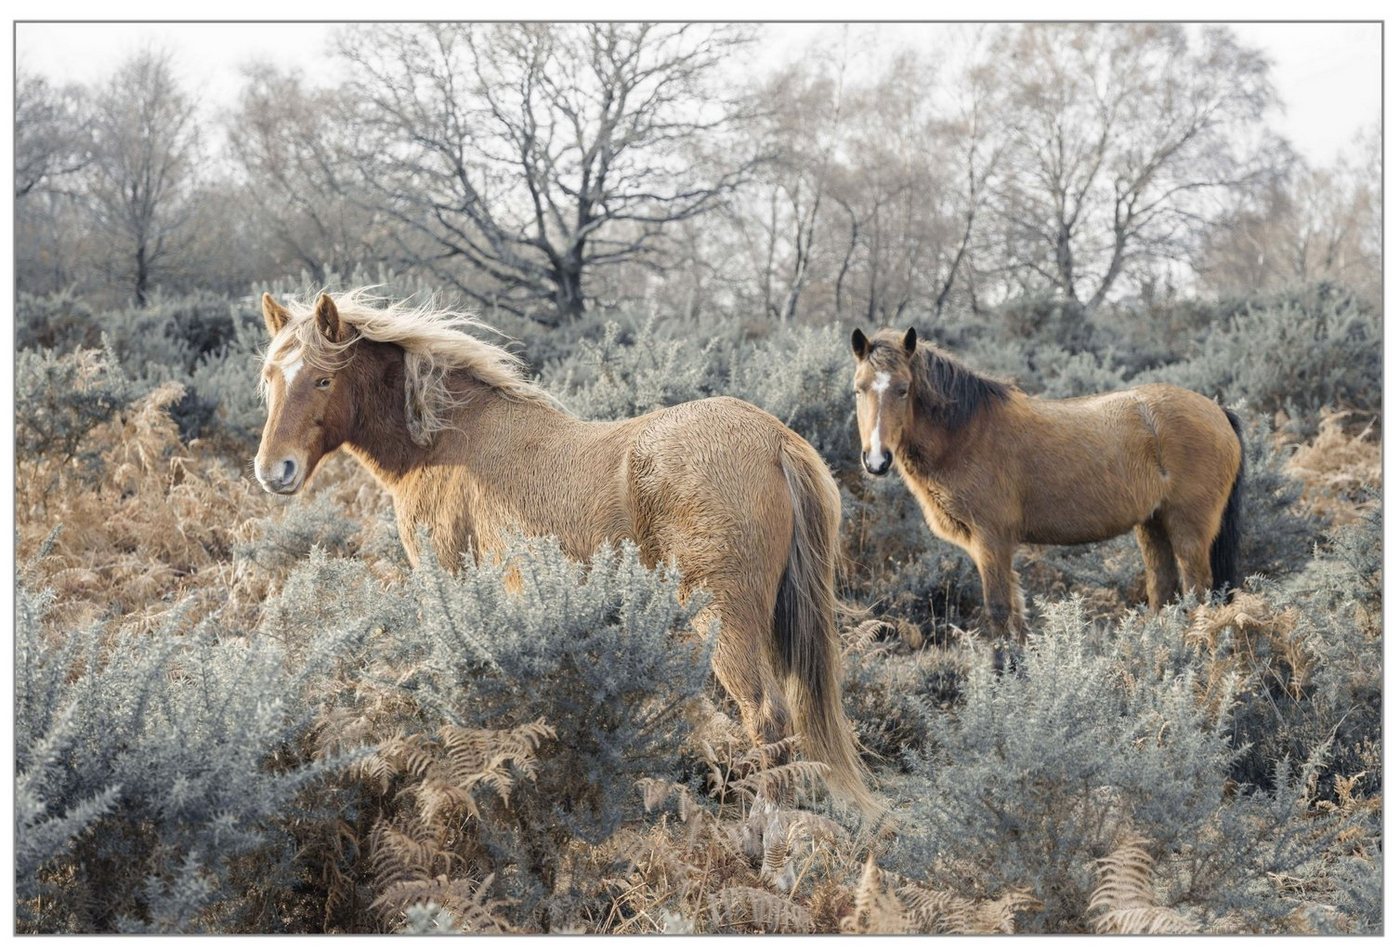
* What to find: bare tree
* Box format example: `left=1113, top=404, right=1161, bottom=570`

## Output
left=227, top=64, right=379, bottom=284
left=1196, top=124, right=1380, bottom=307
left=338, top=22, right=757, bottom=324
left=726, top=30, right=1006, bottom=326
left=735, top=53, right=849, bottom=323
left=16, top=72, right=91, bottom=201
left=986, top=24, right=1278, bottom=310
left=87, top=49, right=201, bottom=305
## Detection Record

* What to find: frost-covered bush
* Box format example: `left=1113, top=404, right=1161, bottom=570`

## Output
left=1150, top=286, right=1381, bottom=425
left=273, top=537, right=717, bottom=930
left=725, top=323, right=858, bottom=466
left=546, top=317, right=859, bottom=476
left=889, top=599, right=1349, bottom=932
left=402, top=537, right=714, bottom=845
left=234, top=492, right=360, bottom=572
left=550, top=317, right=720, bottom=419
left=15, top=586, right=342, bottom=933
left=15, top=344, right=143, bottom=495
left=1226, top=500, right=1382, bottom=799
left=16, top=288, right=101, bottom=352
left=188, top=307, right=274, bottom=448
left=1233, top=411, right=1326, bottom=581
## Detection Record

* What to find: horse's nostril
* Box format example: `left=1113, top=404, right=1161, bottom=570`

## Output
left=280, top=459, right=297, bottom=483
left=864, top=451, right=892, bottom=476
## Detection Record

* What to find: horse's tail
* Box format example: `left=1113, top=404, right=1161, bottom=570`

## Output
left=775, top=442, right=881, bottom=818
left=1210, top=407, right=1246, bottom=599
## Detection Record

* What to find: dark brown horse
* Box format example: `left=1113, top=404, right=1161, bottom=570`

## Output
left=253, top=289, right=878, bottom=814
left=851, top=326, right=1245, bottom=641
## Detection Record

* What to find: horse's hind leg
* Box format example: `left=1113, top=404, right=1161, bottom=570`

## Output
left=1162, top=512, right=1215, bottom=599
left=1135, top=515, right=1180, bottom=610
left=700, top=598, right=794, bottom=756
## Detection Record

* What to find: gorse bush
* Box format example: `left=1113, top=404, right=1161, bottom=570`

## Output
left=17, top=288, right=101, bottom=352
left=889, top=598, right=1347, bottom=933
left=15, top=585, right=344, bottom=933
left=1222, top=500, right=1382, bottom=799
left=1149, top=285, right=1381, bottom=425
left=15, top=344, right=142, bottom=494
left=265, top=536, right=717, bottom=932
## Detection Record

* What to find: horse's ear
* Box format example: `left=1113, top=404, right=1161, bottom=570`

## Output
left=261, top=292, right=290, bottom=337
left=314, top=292, right=347, bottom=343
left=902, top=326, right=918, bottom=355
left=851, top=328, right=870, bottom=360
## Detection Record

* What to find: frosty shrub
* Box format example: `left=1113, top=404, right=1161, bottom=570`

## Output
left=544, top=316, right=857, bottom=472
left=234, top=492, right=360, bottom=573
left=15, top=344, right=143, bottom=503
left=1224, top=499, right=1381, bottom=800
left=551, top=317, right=719, bottom=419
left=16, top=288, right=101, bottom=352
left=960, top=334, right=1129, bottom=400
left=1151, top=285, right=1381, bottom=425
left=15, top=585, right=344, bottom=933
left=1233, top=411, right=1326, bottom=580
left=723, top=324, right=857, bottom=466
left=890, top=598, right=1344, bottom=932
left=292, top=536, right=716, bottom=930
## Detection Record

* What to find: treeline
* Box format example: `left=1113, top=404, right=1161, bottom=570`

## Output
left=16, top=23, right=1379, bottom=323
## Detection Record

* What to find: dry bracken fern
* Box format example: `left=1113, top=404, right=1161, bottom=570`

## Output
left=710, top=885, right=814, bottom=933
left=840, top=854, right=908, bottom=934
left=1089, top=836, right=1197, bottom=935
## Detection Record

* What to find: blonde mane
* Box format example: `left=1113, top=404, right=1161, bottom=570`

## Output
left=270, top=287, right=561, bottom=442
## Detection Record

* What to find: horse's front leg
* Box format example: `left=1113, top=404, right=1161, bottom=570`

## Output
left=970, top=536, right=1026, bottom=644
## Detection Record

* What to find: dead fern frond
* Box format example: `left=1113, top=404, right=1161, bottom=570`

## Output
left=637, top=778, right=698, bottom=820
left=1189, top=594, right=1313, bottom=701
left=1286, top=410, right=1380, bottom=525
left=1089, top=837, right=1197, bottom=935
left=759, top=813, right=794, bottom=892
left=840, top=854, right=908, bottom=934
left=895, top=882, right=977, bottom=933
left=730, top=760, right=830, bottom=804
left=840, top=618, right=889, bottom=660
left=711, top=885, right=814, bottom=933
left=373, top=873, right=510, bottom=934
left=971, top=888, right=1042, bottom=934
left=369, top=818, right=452, bottom=890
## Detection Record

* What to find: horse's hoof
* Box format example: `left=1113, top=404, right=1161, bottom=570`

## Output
left=992, top=641, right=1024, bottom=676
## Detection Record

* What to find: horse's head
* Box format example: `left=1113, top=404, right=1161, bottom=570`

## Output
left=850, top=326, right=919, bottom=476
left=254, top=292, right=358, bottom=495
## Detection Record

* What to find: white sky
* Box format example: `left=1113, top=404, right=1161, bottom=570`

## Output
left=13, top=20, right=1384, bottom=165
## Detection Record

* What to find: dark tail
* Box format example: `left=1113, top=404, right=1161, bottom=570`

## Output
left=1210, top=408, right=1246, bottom=599
left=776, top=443, right=882, bottom=818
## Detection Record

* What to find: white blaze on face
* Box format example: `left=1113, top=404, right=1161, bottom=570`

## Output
left=867, top=372, right=890, bottom=467
left=279, top=349, right=305, bottom=388
left=256, top=340, right=302, bottom=488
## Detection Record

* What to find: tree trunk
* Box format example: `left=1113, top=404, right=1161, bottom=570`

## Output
left=134, top=242, right=149, bottom=306
left=553, top=258, right=586, bottom=323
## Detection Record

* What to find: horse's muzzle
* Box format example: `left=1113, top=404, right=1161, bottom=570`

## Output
left=255, top=456, right=304, bottom=494
left=863, top=450, right=892, bottom=476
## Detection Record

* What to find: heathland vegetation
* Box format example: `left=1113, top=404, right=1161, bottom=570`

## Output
left=14, top=23, right=1380, bottom=934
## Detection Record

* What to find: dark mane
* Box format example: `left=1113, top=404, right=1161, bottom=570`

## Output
left=881, top=341, right=1012, bottom=430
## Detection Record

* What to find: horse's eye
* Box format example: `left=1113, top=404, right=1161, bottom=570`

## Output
left=896, top=386, right=909, bottom=398
left=316, top=377, right=332, bottom=390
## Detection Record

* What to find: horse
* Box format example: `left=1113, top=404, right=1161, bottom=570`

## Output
left=849, top=326, right=1245, bottom=643
left=252, top=288, right=877, bottom=814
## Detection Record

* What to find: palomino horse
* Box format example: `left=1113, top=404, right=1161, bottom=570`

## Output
left=253, top=289, right=876, bottom=814
left=850, top=326, right=1245, bottom=642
